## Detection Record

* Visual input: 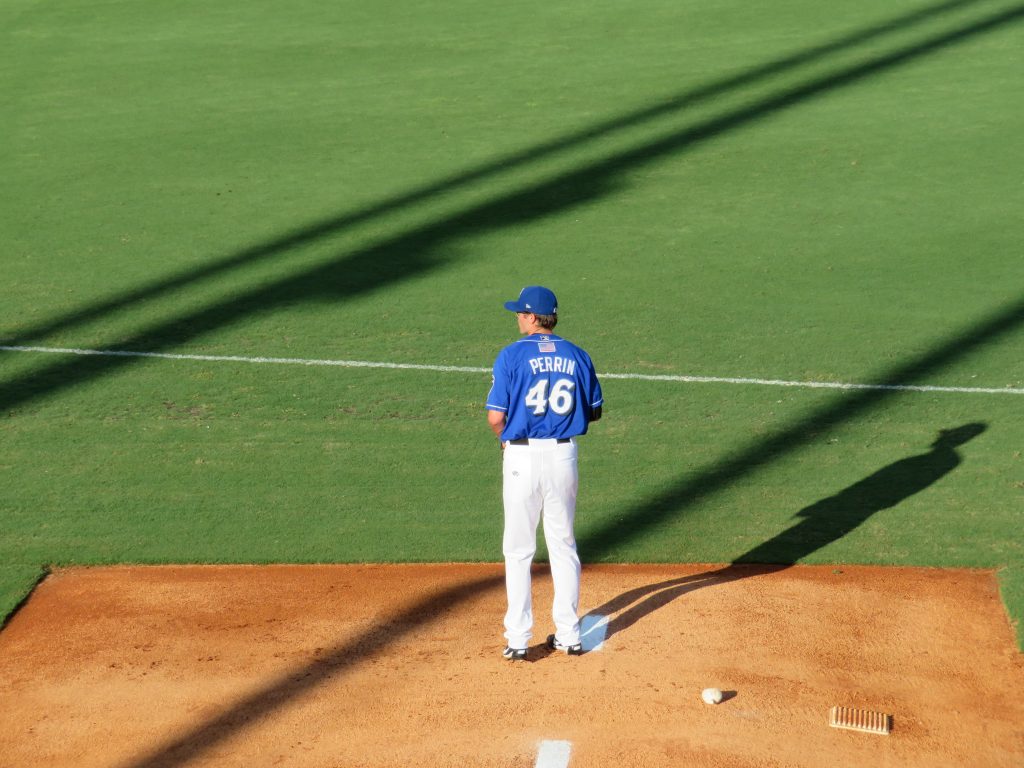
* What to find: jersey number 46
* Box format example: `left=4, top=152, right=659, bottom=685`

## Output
left=525, top=378, right=575, bottom=416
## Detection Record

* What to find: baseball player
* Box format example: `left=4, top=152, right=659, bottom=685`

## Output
left=485, top=286, right=603, bottom=660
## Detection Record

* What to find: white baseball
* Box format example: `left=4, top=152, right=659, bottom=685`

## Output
left=701, top=687, right=723, bottom=705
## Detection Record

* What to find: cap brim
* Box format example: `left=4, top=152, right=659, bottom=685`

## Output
left=504, top=300, right=525, bottom=312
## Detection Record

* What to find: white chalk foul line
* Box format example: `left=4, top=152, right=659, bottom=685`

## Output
left=536, top=740, right=572, bottom=768
left=0, top=345, right=487, bottom=375
left=2, top=345, right=1023, bottom=396
left=603, top=371, right=1024, bottom=395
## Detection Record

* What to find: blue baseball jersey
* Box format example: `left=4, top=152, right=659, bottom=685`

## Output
left=486, top=333, right=603, bottom=441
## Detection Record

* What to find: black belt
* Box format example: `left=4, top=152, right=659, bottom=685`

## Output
left=509, top=438, right=572, bottom=445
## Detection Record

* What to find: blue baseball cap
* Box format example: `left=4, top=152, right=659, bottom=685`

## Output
left=503, top=285, right=558, bottom=315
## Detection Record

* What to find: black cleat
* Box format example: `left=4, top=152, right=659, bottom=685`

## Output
left=502, top=646, right=528, bottom=661
left=546, top=634, right=583, bottom=655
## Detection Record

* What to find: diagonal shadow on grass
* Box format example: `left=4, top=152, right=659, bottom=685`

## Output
left=3, top=2, right=1023, bottom=419
left=586, top=423, right=988, bottom=641
left=0, top=0, right=995, bottom=352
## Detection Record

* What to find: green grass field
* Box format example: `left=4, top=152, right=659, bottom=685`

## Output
left=2, top=0, right=1022, bottom=647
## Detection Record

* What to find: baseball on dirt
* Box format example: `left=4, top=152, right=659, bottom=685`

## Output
left=701, top=687, right=723, bottom=705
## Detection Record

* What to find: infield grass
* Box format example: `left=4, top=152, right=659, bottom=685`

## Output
left=2, top=0, right=1022, bottom=645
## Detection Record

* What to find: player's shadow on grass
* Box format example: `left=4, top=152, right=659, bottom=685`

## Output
left=586, top=422, right=987, bottom=643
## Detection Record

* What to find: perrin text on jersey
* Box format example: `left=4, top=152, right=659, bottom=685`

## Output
left=528, top=356, right=576, bottom=376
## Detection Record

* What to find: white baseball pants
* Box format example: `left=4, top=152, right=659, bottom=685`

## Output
left=502, top=438, right=581, bottom=650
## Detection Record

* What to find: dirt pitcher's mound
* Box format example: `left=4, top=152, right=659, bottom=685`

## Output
left=1, top=564, right=1022, bottom=767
